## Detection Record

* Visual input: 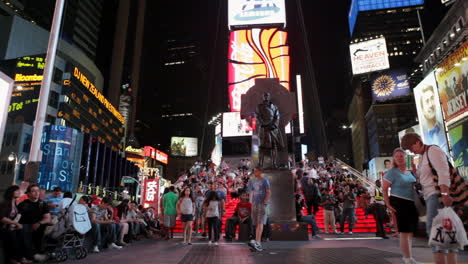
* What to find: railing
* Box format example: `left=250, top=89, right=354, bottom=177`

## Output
left=335, top=158, right=376, bottom=190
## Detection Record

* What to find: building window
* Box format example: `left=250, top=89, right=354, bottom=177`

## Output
left=6, top=162, right=13, bottom=174
left=11, top=133, right=18, bottom=146
left=1, top=161, right=6, bottom=175
left=53, top=68, right=63, bottom=84
left=23, top=134, right=32, bottom=153
left=46, top=115, right=56, bottom=125
left=48, top=90, right=59, bottom=108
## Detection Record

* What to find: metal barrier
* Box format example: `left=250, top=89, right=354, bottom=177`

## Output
left=335, top=158, right=376, bottom=190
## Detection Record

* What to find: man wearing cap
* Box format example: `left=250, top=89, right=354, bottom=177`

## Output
left=370, top=180, right=389, bottom=239
left=45, top=187, right=63, bottom=218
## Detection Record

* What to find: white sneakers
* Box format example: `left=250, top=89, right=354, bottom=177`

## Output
left=33, top=254, right=48, bottom=262
left=109, top=243, right=123, bottom=249
left=92, top=246, right=100, bottom=253
left=402, top=257, right=420, bottom=264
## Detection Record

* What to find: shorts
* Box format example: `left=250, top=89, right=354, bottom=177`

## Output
left=181, top=214, right=194, bottom=222
left=390, top=196, right=418, bottom=233
left=252, top=203, right=268, bottom=226
left=431, top=247, right=459, bottom=254
left=164, top=215, right=176, bottom=228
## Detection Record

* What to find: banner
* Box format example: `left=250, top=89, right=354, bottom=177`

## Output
left=448, top=120, right=468, bottom=178
left=38, top=125, right=84, bottom=192
left=0, top=71, right=13, bottom=151
left=170, top=137, right=198, bottom=157
left=349, top=38, right=389, bottom=75
left=142, top=178, right=160, bottom=211
left=222, top=112, right=253, bottom=137
left=398, top=124, right=422, bottom=145
left=370, top=68, right=411, bottom=102
left=228, top=0, right=286, bottom=30
left=414, top=72, right=450, bottom=155
left=435, top=41, right=468, bottom=126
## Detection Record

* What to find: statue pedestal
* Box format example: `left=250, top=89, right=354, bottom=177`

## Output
left=263, top=169, right=308, bottom=241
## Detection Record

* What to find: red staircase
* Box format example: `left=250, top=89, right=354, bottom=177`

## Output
left=173, top=194, right=385, bottom=234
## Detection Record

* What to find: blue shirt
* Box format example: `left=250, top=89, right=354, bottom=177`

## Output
left=383, top=168, right=416, bottom=201
left=247, top=177, right=270, bottom=204
left=45, top=196, right=63, bottom=216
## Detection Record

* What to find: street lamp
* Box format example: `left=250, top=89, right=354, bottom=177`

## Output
left=8, top=152, right=27, bottom=185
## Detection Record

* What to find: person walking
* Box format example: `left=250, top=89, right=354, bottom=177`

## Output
left=162, top=186, right=178, bottom=239
left=203, top=191, right=221, bottom=245
left=177, top=187, right=195, bottom=245
left=247, top=167, right=271, bottom=251
left=320, top=188, right=338, bottom=234
left=339, top=185, right=355, bottom=234
left=382, top=148, right=420, bottom=264
left=370, top=180, right=389, bottom=239
left=401, top=133, right=457, bottom=264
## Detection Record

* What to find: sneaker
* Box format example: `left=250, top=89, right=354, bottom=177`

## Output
left=214, top=242, right=219, bottom=246
left=247, top=240, right=257, bottom=250
left=208, top=241, right=213, bottom=245
left=109, top=243, right=123, bottom=249
left=348, top=232, right=353, bottom=235
left=254, top=242, right=263, bottom=252
left=33, top=254, right=48, bottom=262
left=116, top=241, right=128, bottom=247
left=92, top=246, right=100, bottom=253
left=313, top=235, right=322, bottom=239
left=409, top=258, right=421, bottom=264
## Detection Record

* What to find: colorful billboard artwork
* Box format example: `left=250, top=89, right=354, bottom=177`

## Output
left=349, top=37, right=390, bottom=75
left=228, top=0, right=286, bottom=30
left=435, top=41, right=468, bottom=126
left=142, top=178, right=160, bottom=209
left=222, top=112, right=253, bottom=137
left=38, top=125, right=84, bottom=192
left=0, top=71, right=14, bottom=151
left=8, top=56, right=45, bottom=125
left=170, top=137, right=198, bottom=157
left=448, top=120, right=468, bottom=178
left=414, top=72, right=450, bottom=155
left=228, top=28, right=290, bottom=112
left=370, top=68, right=411, bottom=102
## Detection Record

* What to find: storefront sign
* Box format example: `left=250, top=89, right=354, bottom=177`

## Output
left=125, top=146, right=143, bottom=154
left=143, top=146, right=168, bottom=164
left=435, top=41, right=468, bottom=127
left=156, top=150, right=168, bottom=164
left=142, top=178, right=160, bottom=211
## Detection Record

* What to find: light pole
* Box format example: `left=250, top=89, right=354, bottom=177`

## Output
left=8, top=152, right=27, bottom=185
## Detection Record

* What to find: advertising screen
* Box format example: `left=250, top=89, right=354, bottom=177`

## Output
left=8, top=56, right=45, bottom=125
left=398, top=124, right=421, bottom=145
left=171, top=137, right=198, bottom=157
left=370, top=68, right=411, bottom=102
left=222, top=112, right=253, bottom=137
left=211, top=134, right=223, bottom=166
left=228, top=0, right=286, bottom=30
left=38, top=125, right=84, bottom=192
left=414, top=72, right=450, bottom=155
left=0, top=71, right=13, bottom=151
left=349, top=38, right=389, bottom=75
left=228, top=28, right=290, bottom=112
left=435, top=41, right=468, bottom=127
left=448, top=119, right=468, bottom=178
left=142, top=178, right=160, bottom=210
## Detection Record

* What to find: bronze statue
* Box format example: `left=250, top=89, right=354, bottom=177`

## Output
left=255, top=92, right=284, bottom=168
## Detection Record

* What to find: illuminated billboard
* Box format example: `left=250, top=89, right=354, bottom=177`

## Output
left=435, top=41, right=468, bottom=127
left=228, top=28, right=290, bottom=112
left=414, top=72, right=449, bottom=155
left=228, top=0, right=286, bottom=30
left=448, top=119, right=468, bottom=178
left=0, top=71, right=13, bottom=151
left=348, top=0, right=424, bottom=35
left=38, top=125, right=84, bottom=192
left=398, top=124, right=421, bottom=145
left=370, top=68, right=411, bottom=102
left=222, top=112, right=253, bottom=137
left=349, top=37, right=389, bottom=75
left=170, top=137, right=198, bottom=157
left=142, top=178, right=160, bottom=209
left=143, top=146, right=168, bottom=164
left=8, top=56, right=45, bottom=125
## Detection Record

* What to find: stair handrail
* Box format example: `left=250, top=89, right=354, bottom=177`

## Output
left=334, top=158, right=376, bottom=190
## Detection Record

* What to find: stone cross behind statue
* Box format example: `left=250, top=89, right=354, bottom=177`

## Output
left=241, top=78, right=297, bottom=168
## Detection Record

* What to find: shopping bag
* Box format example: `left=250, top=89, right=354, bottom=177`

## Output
left=428, top=207, right=468, bottom=250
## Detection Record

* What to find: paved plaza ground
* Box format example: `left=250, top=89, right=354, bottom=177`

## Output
left=62, top=233, right=468, bottom=264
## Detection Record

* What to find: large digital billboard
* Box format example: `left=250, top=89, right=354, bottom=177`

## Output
left=370, top=68, right=411, bottom=102
left=228, top=0, right=286, bottom=30
left=414, top=72, right=450, bottom=155
left=435, top=41, right=468, bottom=127
left=8, top=56, right=45, bottom=125
left=349, top=37, right=389, bottom=75
left=448, top=119, right=468, bottom=178
left=170, top=137, right=198, bottom=157
left=38, top=125, right=84, bottom=192
left=228, top=28, right=290, bottom=112
left=0, top=71, right=13, bottom=151
left=222, top=112, right=253, bottom=137
left=398, top=124, right=422, bottom=145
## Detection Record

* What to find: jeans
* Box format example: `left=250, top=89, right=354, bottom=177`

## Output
left=425, top=193, right=443, bottom=237
left=340, top=207, right=355, bottom=232
left=91, top=223, right=119, bottom=247
left=207, top=217, right=220, bottom=242
left=20, top=224, right=46, bottom=260
left=225, top=216, right=253, bottom=239
left=302, top=215, right=320, bottom=235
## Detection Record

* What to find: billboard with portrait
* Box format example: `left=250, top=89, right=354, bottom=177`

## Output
left=228, top=0, right=286, bottom=30
left=170, top=137, right=198, bottom=157
left=370, top=68, right=411, bottom=102
left=414, top=72, right=450, bottom=155
left=38, top=125, right=84, bottom=192
left=435, top=40, right=468, bottom=127
left=349, top=38, right=389, bottom=75
left=448, top=120, right=468, bottom=178
left=0, top=71, right=13, bottom=152
left=228, top=28, right=290, bottom=112
left=398, top=124, right=422, bottom=145
left=222, top=112, right=253, bottom=137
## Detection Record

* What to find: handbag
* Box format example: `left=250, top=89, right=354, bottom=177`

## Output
left=426, top=146, right=468, bottom=206
left=428, top=207, right=468, bottom=250
left=413, top=182, right=426, bottom=216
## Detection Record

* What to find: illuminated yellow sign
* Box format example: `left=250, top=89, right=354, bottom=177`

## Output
left=14, top=74, right=43, bottom=82
left=73, top=67, right=124, bottom=124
